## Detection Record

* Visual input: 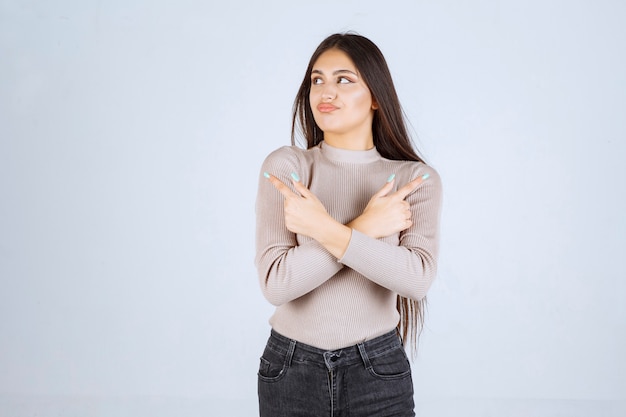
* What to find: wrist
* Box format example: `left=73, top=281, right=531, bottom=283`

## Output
left=313, top=216, right=352, bottom=259
left=347, top=215, right=375, bottom=238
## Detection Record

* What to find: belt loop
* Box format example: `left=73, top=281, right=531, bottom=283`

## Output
left=286, top=340, right=296, bottom=367
left=357, top=342, right=372, bottom=369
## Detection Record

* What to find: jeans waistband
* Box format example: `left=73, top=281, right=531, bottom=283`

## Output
left=267, top=329, right=403, bottom=370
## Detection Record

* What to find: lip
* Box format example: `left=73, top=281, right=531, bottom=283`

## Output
left=316, top=103, right=339, bottom=113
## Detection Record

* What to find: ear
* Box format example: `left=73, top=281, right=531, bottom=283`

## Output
left=371, top=98, right=379, bottom=110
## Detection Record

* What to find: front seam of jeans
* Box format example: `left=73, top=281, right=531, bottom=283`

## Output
left=328, top=369, right=334, bottom=417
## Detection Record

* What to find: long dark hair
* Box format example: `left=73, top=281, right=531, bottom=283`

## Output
left=291, top=33, right=427, bottom=351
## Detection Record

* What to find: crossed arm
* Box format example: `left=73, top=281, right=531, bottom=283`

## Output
left=263, top=172, right=427, bottom=259
left=255, top=150, right=440, bottom=306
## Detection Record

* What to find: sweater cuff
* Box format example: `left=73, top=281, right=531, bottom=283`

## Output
left=338, top=228, right=369, bottom=265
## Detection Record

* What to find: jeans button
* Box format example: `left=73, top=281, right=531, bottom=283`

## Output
left=331, top=355, right=338, bottom=362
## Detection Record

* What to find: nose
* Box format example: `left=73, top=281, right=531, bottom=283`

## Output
left=321, top=84, right=337, bottom=101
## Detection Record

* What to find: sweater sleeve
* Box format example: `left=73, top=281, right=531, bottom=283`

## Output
left=255, top=147, right=344, bottom=306
left=338, top=165, right=442, bottom=301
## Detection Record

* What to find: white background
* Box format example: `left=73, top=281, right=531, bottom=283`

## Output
left=1, top=0, right=625, bottom=416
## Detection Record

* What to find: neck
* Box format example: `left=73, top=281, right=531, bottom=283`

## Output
left=322, top=132, right=374, bottom=151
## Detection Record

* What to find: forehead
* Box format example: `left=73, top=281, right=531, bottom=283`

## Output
left=311, top=48, right=357, bottom=72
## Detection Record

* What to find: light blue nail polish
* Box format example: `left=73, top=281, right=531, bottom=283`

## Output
left=387, top=174, right=396, bottom=182
left=290, top=172, right=300, bottom=182
left=422, top=173, right=430, bottom=180
left=263, top=172, right=270, bottom=179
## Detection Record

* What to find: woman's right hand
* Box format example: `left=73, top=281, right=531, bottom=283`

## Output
left=348, top=175, right=426, bottom=239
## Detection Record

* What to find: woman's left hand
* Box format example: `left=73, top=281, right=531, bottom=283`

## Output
left=265, top=173, right=332, bottom=238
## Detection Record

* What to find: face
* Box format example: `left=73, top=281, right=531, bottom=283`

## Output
left=309, top=48, right=377, bottom=147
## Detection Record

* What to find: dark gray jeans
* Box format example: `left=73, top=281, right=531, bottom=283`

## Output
left=258, top=329, right=415, bottom=417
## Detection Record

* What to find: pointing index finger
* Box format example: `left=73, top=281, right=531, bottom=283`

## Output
left=264, top=172, right=297, bottom=199
left=394, top=173, right=431, bottom=199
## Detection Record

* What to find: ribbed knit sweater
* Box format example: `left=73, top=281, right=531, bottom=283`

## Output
left=255, top=141, right=442, bottom=350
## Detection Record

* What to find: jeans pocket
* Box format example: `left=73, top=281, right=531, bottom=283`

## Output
left=258, top=345, right=289, bottom=382
left=367, top=345, right=412, bottom=380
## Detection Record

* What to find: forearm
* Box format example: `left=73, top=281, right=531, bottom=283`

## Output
left=338, top=229, right=437, bottom=300
left=257, top=239, right=344, bottom=305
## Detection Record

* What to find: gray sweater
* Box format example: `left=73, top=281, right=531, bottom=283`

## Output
left=255, top=141, right=442, bottom=350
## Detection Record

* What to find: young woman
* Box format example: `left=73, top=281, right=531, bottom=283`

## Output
left=255, top=33, right=442, bottom=416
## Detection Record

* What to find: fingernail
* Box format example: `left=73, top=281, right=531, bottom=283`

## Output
left=263, top=172, right=270, bottom=179
left=421, top=173, right=430, bottom=180
left=387, top=174, right=396, bottom=182
left=290, top=172, right=300, bottom=182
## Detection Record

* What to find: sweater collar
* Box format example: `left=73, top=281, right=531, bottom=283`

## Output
left=318, top=141, right=381, bottom=164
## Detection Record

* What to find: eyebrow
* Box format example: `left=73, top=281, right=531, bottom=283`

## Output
left=311, top=69, right=358, bottom=76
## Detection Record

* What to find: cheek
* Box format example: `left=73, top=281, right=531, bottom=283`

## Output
left=309, top=86, right=321, bottom=100
left=309, top=91, right=318, bottom=113
left=352, top=88, right=373, bottom=108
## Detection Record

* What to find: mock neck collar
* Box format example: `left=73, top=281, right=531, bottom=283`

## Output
left=318, top=141, right=381, bottom=164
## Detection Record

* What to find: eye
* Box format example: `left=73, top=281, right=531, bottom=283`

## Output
left=311, top=77, right=323, bottom=85
left=338, top=76, right=352, bottom=84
